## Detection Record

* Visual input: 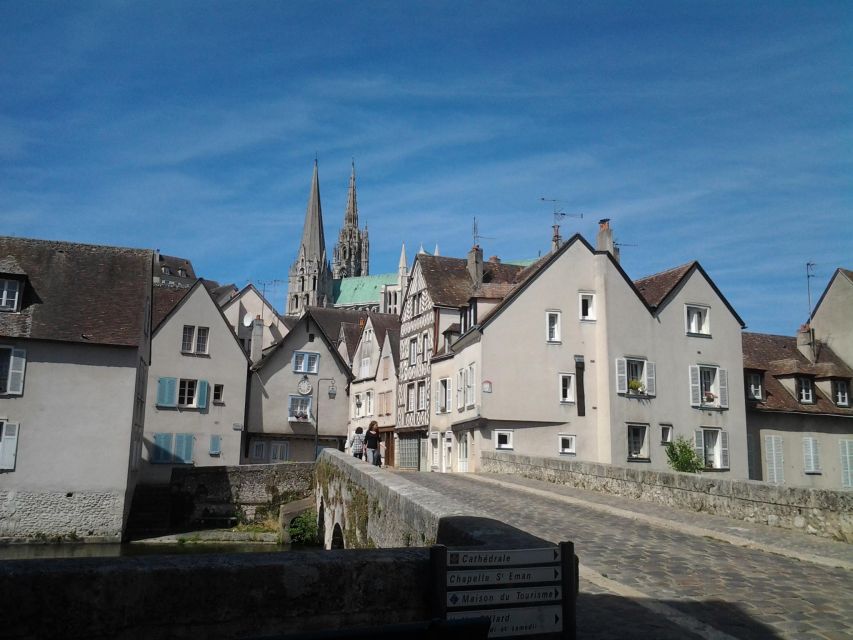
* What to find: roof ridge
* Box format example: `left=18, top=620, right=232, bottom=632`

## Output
left=0, top=235, right=150, bottom=254
left=634, top=261, right=696, bottom=282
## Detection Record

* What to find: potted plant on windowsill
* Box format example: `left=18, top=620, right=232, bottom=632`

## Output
left=628, top=379, right=645, bottom=395
left=703, top=391, right=716, bottom=403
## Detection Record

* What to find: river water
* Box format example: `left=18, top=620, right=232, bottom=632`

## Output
left=0, top=542, right=301, bottom=560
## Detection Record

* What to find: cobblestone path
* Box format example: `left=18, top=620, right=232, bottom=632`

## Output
left=398, top=471, right=853, bottom=640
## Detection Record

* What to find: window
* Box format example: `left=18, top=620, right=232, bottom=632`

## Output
left=465, top=364, right=475, bottom=408
left=559, top=373, right=575, bottom=403
left=833, top=380, right=849, bottom=407
left=495, top=430, right=513, bottom=450
left=213, top=384, right=224, bottom=404
left=365, top=391, right=374, bottom=416
left=685, top=305, right=710, bottom=335
left=0, top=279, right=20, bottom=312
left=693, top=428, right=730, bottom=470
left=271, top=441, right=288, bottom=462
left=195, top=327, right=209, bottom=354
left=152, top=433, right=193, bottom=464
left=252, top=440, right=266, bottom=462
left=181, top=325, right=195, bottom=352
left=797, top=377, right=814, bottom=404
left=0, top=421, right=20, bottom=470
left=842, top=440, right=853, bottom=488
left=764, top=434, right=783, bottom=483
left=0, top=347, right=26, bottom=395
left=436, top=378, right=452, bottom=413
left=360, top=356, right=370, bottom=378
left=545, top=311, right=561, bottom=343
left=558, top=434, right=576, bottom=455
left=579, top=293, right=596, bottom=321
left=288, top=395, right=311, bottom=421
left=803, top=437, right=821, bottom=474
left=627, top=424, right=649, bottom=460
left=689, top=365, right=729, bottom=408
left=157, top=378, right=208, bottom=409
left=417, top=381, right=426, bottom=411
left=747, top=372, right=763, bottom=400
left=178, top=379, right=197, bottom=407
left=209, top=435, right=222, bottom=457
left=616, top=358, right=656, bottom=396
left=409, top=338, right=418, bottom=365
left=660, top=425, right=673, bottom=444
left=354, top=393, right=364, bottom=418
left=293, top=351, right=320, bottom=374
left=406, top=383, right=415, bottom=412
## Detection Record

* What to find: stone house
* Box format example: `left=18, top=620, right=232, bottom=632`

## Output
left=220, top=283, right=293, bottom=362
left=0, top=237, right=152, bottom=541
left=439, top=221, right=749, bottom=477
left=810, top=268, right=853, bottom=367
left=246, top=307, right=367, bottom=462
left=140, top=280, right=249, bottom=484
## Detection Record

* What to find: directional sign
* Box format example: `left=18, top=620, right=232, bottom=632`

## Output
left=447, top=566, right=561, bottom=587
left=448, top=605, right=563, bottom=638
left=447, top=547, right=561, bottom=568
left=447, top=586, right=561, bottom=608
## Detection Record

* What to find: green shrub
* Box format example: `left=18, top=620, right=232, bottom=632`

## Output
left=665, top=436, right=705, bottom=473
left=289, top=510, right=320, bottom=545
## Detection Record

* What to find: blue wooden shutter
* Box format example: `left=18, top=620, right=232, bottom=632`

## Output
left=689, top=366, right=701, bottom=406
left=175, top=433, right=193, bottom=464
left=157, top=377, right=177, bottom=407
left=209, top=435, right=222, bottom=456
left=196, top=380, right=209, bottom=409
left=616, top=358, right=627, bottom=394
left=8, top=349, right=26, bottom=395
left=644, top=361, right=656, bottom=397
left=718, top=369, right=729, bottom=408
left=0, top=422, right=20, bottom=470
left=153, top=433, right=173, bottom=463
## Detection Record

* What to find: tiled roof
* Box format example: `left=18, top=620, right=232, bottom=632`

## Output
left=155, top=253, right=196, bottom=281
left=0, top=236, right=151, bottom=347
left=742, top=332, right=853, bottom=416
left=417, top=254, right=524, bottom=308
left=386, top=329, right=400, bottom=368
left=332, top=272, right=397, bottom=306
left=152, top=285, right=192, bottom=330
left=308, top=307, right=371, bottom=349
left=633, top=263, right=695, bottom=308
left=369, top=313, right=401, bottom=346
left=340, top=322, right=363, bottom=361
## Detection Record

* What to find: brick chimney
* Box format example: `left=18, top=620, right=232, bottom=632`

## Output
left=250, top=316, right=264, bottom=364
left=467, top=245, right=484, bottom=290
left=797, top=324, right=816, bottom=363
left=596, top=219, right=620, bottom=263
left=488, top=255, right=501, bottom=264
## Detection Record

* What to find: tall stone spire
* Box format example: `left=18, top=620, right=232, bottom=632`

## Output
left=344, top=160, right=358, bottom=227
left=287, top=160, right=333, bottom=316
left=332, top=159, right=370, bottom=279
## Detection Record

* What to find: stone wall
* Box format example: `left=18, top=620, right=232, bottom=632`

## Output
left=0, top=489, right=124, bottom=542
left=481, top=451, right=853, bottom=542
left=170, top=462, right=313, bottom=524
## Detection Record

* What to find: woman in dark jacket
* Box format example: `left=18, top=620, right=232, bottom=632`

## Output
left=364, top=421, right=381, bottom=466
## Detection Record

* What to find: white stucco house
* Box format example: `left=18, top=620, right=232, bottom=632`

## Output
left=140, top=280, right=250, bottom=484
left=0, top=237, right=152, bottom=541
left=220, top=283, right=293, bottom=363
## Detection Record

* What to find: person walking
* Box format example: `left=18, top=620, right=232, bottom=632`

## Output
left=346, top=427, right=365, bottom=460
left=364, top=421, right=381, bottom=466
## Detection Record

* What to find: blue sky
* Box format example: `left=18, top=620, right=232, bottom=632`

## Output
left=1, top=1, right=850, bottom=334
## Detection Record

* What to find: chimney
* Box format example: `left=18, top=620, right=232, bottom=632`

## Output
left=552, top=224, right=562, bottom=252
left=596, top=218, right=620, bottom=263
left=797, top=324, right=816, bottom=363
left=467, top=245, right=484, bottom=290
left=250, top=316, right=264, bottom=364
left=488, top=255, right=501, bottom=264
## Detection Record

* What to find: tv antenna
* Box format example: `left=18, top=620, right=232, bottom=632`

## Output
left=806, top=262, right=816, bottom=321
left=472, top=217, right=494, bottom=245
left=540, top=197, right=584, bottom=225
left=256, top=279, right=286, bottom=318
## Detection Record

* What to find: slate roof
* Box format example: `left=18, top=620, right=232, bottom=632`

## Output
left=332, top=272, right=397, bottom=306
left=0, top=236, right=151, bottom=347
left=152, top=285, right=192, bottom=330
left=633, top=263, right=695, bottom=308
left=369, top=312, right=401, bottom=348
left=742, top=332, right=853, bottom=416
left=386, top=328, right=400, bottom=368
left=308, top=307, right=371, bottom=350
left=340, top=322, right=363, bottom=361
left=155, top=253, right=196, bottom=281
left=417, top=254, right=524, bottom=308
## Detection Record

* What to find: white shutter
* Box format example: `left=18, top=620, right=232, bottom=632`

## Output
left=616, top=358, right=627, bottom=394
left=447, top=378, right=453, bottom=411
left=842, top=440, right=853, bottom=488
left=7, top=349, right=26, bottom=395
left=720, top=431, right=729, bottom=469
left=644, top=361, right=656, bottom=397
left=765, top=435, right=783, bottom=484
left=434, top=387, right=440, bottom=413
left=694, top=429, right=704, bottom=463
left=718, top=368, right=729, bottom=408
left=0, top=422, right=19, bottom=470
left=689, top=366, right=701, bottom=406
left=457, top=371, right=463, bottom=410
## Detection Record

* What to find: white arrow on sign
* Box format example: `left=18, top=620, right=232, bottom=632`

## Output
left=448, top=605, right=562, bottom=637
left=447, top=566, right=561, bottom=588
left=447, top=547, right=561, bottom=568
left=447, top=585, right=561, bottom=608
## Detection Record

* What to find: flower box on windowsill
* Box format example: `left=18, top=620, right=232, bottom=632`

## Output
left=288, top=413, right=311, bottom=422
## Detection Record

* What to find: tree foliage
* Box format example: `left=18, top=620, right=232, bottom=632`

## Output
left=665, top=436, right=705, bottom=473
left=288, top=509, right=320, bottom=545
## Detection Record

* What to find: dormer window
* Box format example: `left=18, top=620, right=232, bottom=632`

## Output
left=796, top=377, right=814, bottom=404
left=747, top=372, right=763, bottom=401
left=177, top=268, right=187, bottom=277
left=0, top=279, right=20, bottom=312
left=161, top=266, right=171, bottom=275
left=833, top=380, right=849, bottom=407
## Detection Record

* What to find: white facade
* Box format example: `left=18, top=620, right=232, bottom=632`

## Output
left=221, top=284, right=290, bottom=357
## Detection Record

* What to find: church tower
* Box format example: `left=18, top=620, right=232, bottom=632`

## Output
left=332, top=161, right=370, bottom=278
left=287, top=160, right=333, bottom=316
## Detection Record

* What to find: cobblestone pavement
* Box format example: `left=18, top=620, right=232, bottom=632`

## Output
left=397, top=471, right=853, bottom=640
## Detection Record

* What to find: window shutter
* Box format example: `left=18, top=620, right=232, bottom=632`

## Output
left=153, top=433, right=173, bottom=462
left=842, top=440, right=853, bottom=488
left=0, top=422, right=20, bottom=470
left=718, top=368, right=729, bottom=408
left=157, top=377, right=178, bottom=407
left=720, top=431, right=729, bottom=469
left=7, top=349, right=26, bottom=395
left=175, top=433, right=194, bottom=464
left=689, top=366, right=701, bottom=406
left=644, top=361, right=656, bottom=397
left=434, top=387, right=440, bottom=413
left=802, top=437, right=821, bottom=473
left=209, top=435, right=222, bottom=456
left=765, top=435, right=783, bottom=484
left=196, top=380, right=209, bottom=409
left=693, top=429, right=704, bottom=462
left=616, top=358, right=627, bottom=394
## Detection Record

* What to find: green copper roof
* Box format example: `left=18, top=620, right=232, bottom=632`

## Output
left=504, top=258, right=538, bottom=267
left=332, top=272, right=398, bottom=305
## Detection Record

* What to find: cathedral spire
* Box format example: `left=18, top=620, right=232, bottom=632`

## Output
left=332, top=159, right=369, bottom=278
left=300, top=159, right=326, bottom=262
left=344, top=159, right=358, bottom=227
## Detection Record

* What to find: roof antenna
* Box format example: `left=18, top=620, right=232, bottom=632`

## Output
left=256, top=278, right=286, bottom=319
left=806, top=262, right=816, bottom=321
left=540, top=197, right=582, bottom=250
left=472, top=217, right=494, bottom=246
